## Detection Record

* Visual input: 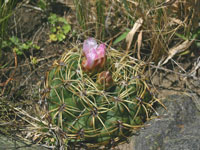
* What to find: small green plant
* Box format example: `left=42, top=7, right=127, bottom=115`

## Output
left=48, top=13, right=71, bottom=42
left=2, top=36, right=40, bottom=55
left=30, top=56, right=38, bottom=65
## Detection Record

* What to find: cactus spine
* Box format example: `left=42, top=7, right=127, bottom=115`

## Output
left=44, top=38, right=156, bottom=148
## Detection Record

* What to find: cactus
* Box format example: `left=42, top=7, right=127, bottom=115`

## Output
left=44, top=38, right=156, bottom=148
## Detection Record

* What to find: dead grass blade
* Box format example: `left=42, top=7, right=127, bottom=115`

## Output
left=0, top=52, right=17, bottom=96
left=137, top=30, right=143, bottom=60
left=162, top=40, right=194, bottom=65
left=126, top=18, right=143, bottom=51
left=188, top=56, right=200, bottom=79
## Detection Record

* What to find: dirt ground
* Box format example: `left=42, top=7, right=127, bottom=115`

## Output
left=0, top=1, right=200, bottom=150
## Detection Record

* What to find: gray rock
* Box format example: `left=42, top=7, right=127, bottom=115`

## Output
left=134, top=95, right=200, bottom=150
left=1, top=95, right=199, bottom=150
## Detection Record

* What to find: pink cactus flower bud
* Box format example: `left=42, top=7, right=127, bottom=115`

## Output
left=82, top=38, right=106, bottom=72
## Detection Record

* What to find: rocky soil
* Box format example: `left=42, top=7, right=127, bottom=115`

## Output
left=0, top=1, right=199, bottom=150
left=1, top=94, right=199, bottom=150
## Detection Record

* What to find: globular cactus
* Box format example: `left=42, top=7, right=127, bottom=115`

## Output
left=44, top=38, right=156, bottom=148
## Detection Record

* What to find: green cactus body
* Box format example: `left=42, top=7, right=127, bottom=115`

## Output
left=45, top=48, right=155, bottom=148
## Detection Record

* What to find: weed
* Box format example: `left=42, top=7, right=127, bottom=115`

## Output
left=30, top=56, right=38, bottom=65
left=112, top=0, right=200, bottom=62
left=37, top=0, right=48, bottom=10
left=48, top=13, right=71, bottom=42
left=113, top=29, right=130, bottom=45
left=73, top=0, right=88, bottom=30
left=2, top=36, right=40, bottom=56
left=73, top=0, right=106, bottom=40
left=0, top=0, right=18, bottom=60
left=95, top=0, right=105, bottom=40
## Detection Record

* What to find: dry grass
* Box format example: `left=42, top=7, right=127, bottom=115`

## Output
left=72, top=0, right=199, bottom=62
left=0, top=0, right=199, bottom=149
